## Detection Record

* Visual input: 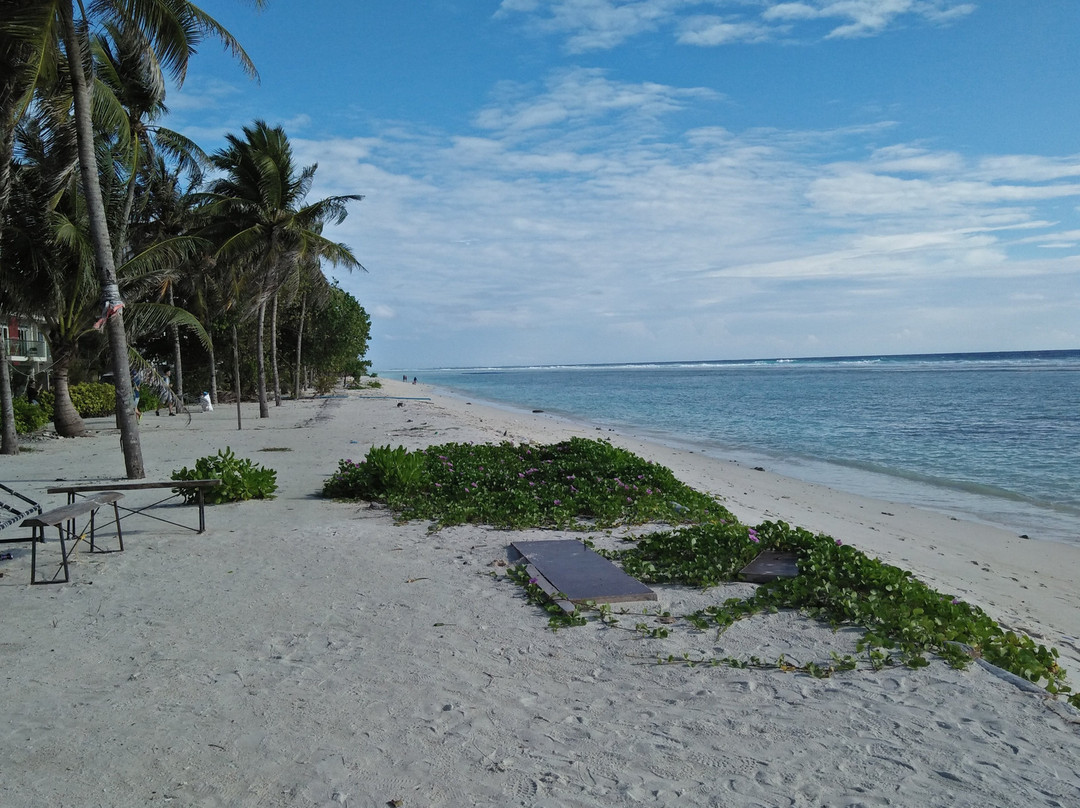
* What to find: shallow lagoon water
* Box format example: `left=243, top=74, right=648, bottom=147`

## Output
left=419, top=351, right=1080, bottom=546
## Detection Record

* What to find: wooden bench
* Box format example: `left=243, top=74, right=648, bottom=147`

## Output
left=21, top=493, right=124, bottom=584
left=47, top=479, right=221, bottom=535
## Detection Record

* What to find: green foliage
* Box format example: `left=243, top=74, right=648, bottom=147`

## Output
left=619, top=519, right=1075, bottom=702
left=324, top=437, right=728, bottom=530
left=69, top=382, right=117, bottom=417
left=140, top=390, right=162, bottom=411
left=7, top=385, right=117, bottom=429
left=35, top=389, right=54, bottom=420
left=618, top=520, right=763, bottom=587
left=12, top=398, right=50, bottom=434
left=347, top=377, right=381, bottom=390
left=305, top=286, right=371, bottom=376
left=323, top=445, right=427, bottom=502
left=312, top=371, right=338, bottom=396
left=171, top=447, right=278, bottom=503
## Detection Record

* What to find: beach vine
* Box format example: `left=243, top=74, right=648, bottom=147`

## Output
left=324, top=438, right=1079, bottom=708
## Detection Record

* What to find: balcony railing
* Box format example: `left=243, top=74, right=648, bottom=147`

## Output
left=4, top=338, right=49, bottom=360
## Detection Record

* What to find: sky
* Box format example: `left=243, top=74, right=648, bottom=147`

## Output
left=166, top=1, right=1080, bottom=370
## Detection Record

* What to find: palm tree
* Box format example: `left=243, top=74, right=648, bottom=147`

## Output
left=129, top=152, right=209, bottom=410
left=0, top=1, right=55, bottom=454
left=5, top=0, right=262, bottom=477
left=202, top=120, right=363, bottom=419
left=3, top=109, right=208, bottom=436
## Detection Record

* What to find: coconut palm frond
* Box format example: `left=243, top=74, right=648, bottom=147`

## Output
left=123, top=301, right=212, bottom=351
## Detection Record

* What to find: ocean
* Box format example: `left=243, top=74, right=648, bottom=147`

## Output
left=416, top=350, right=1080, bottom=547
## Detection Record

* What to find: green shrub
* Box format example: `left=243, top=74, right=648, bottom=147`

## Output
left=171, top=447, right=278, bottom=503
left=36, top=389, right=54, bottom=420
left=324, top=437, right=725, bottom=530
left=313, top=371, right=338, bottom=395
left=140, top=390, right=161, bottom=412
left=69, top=382, right=117, bottom=417
left=12, top=397, right=49, bottom=434
left=323, top=444, right=426, bottom=502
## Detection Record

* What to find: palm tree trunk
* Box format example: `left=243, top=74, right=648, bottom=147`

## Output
left=208, top=340, right=217, bottom=404
left=232, top=323, right=242, bottom=430
left=271, top=292, right=281, bottom=406
left=51, top=357, right=88, bottom=438
left=294, top=292, right=306, bottom=400
left=60, top=1, right=143, bottom=477
left=256, top=300, right=269, bottom=418
left=0, top=336, right=18, bottom=455
left=168, top=285, right=183, bottom=408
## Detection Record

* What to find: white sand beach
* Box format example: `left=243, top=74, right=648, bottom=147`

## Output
left=1, top=378, right=1078, bottom=807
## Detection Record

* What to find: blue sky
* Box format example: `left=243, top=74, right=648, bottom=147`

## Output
left=168, top=1, right=1080, bottom=369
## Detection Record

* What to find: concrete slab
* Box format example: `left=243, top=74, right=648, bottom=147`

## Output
left=509, top=539, right=657, bottom=604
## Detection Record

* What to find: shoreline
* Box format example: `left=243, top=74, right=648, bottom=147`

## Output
left=421, top=375, right=1080, bottom=549
left=1, top=379, right=1078, bottom=806
left=421, top=375, right=1080, bottom=546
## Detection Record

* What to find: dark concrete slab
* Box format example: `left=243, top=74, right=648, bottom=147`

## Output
left=509, top=539, right=657, bottom=604
left=739, top=550, right=800, bottom=583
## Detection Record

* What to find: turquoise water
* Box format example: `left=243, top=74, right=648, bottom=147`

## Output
left=416, top=351, right=1080, bottom=546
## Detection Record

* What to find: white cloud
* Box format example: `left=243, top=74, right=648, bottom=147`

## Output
left=496, top=0, right=977, bottom=50
left=474, top=68, right=715, bottom=137
left=763, top=0, right=976, bottom=39
left=676, top=15, right=774, bottom=45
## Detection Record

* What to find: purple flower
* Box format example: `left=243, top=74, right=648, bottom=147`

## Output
left=835, top=538, right=842, bottom=546
left=554, top=500, right=561, bottom=506
left=748, top=528, right=759, bottom=544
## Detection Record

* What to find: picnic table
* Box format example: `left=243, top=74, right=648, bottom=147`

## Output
left=47, top=479, right=221, bottom=534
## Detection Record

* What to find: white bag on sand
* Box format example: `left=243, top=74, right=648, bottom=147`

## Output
left=200, top=392, right=213, bottom=412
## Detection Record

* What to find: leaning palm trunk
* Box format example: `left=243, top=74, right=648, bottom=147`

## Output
left=60, top=2, right=143, bottom=477
left=293, top=292, right=306, bottom=400
left=270, top=293, right=281, bottom=406
left=0, top=337, right=18, bottom=454
left=50, top=358, right=88, bottom=438
left=256, top=300, right=269, bottom=418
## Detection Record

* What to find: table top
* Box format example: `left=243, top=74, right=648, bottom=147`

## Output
left=47, top=479, right=222, bottom=493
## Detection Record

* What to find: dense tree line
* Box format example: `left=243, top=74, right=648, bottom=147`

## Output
left=0, top=2, right=369, bottom=471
